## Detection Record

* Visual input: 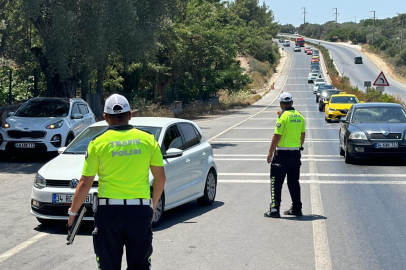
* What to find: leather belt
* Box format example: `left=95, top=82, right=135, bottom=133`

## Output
left=98, top=198, right=151, bottom=206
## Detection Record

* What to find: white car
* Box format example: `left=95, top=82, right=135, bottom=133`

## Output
left=313, top=79, right=326, bottom=93
left=30, top=117, right=217, bottom=227
left=307, top=72, right=321, bottom=83
left=0, top=98, right=95, bottom=157
left=294, top=46, right=301, bottom=52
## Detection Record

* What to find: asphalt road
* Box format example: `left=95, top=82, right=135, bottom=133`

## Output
left=1, top=45, right=406, bottom=269
left=305, top=38, right=406, bottom=101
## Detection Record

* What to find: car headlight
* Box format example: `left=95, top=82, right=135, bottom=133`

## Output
left=2, top=121, right=11, bottom=128
left=46, top=120, right=64, bottom=129
left=34, top=174, right=46, bottom=189
left=349, top=132, right=368, bottom=140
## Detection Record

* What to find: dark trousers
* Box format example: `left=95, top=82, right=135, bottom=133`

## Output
left=270, top=150, right=302, bottom=211
left=93, top=205, right=153, bottom=270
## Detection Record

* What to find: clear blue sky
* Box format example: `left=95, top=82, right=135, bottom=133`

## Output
left=265, top=0, right=406, bottom=26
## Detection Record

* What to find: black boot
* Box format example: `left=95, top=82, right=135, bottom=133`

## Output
left=264, top=208, right=281, bottom=218
left=284, top=207, right=302, bottom=216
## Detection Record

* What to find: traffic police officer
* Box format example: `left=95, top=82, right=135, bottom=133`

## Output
left=68, top=94, right=166, bottom=269
left=264, top=92, right=305, bottom=218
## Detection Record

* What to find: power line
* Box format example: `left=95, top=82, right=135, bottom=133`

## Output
left=333, top=8, right=339, bottom=28
left=302, top=7, right=307, bottom=35
left=371, top=11, right=376, bottom=46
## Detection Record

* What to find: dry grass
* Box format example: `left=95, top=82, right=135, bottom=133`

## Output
left=132, top=104, right=174, bottom=118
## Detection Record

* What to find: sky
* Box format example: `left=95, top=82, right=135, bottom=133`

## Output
left=265, top=0, right=406, bottom=26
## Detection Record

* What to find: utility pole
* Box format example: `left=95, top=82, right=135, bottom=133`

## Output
left=302, top=7, right=307, bottom=36
left=371, top=11, right=376, bottom=46
left=333, top=8, right=339, bottom=28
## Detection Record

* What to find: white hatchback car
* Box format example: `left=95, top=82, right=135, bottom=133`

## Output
left=0, top=97, right=95, bottom=157
left=30, top=117, right=217, bottom=227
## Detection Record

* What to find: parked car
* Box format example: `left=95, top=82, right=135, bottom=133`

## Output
left=30, top=117, right=217, bottom=227
left=0, top=98, right=95, bottom=157
left=354, top=56, right=363, bottom=64
left=339, top=103, right=406, bottom=164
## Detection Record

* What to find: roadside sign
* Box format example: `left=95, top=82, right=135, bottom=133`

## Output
left=364, top=81, right=371, bottom=87
left=373, top=71, right=390, bottom=86
left=377, top=86, right=385, bottom=93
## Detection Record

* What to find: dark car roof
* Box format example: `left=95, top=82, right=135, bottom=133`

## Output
left=352, top=102, right=403, bottom=108
left=28, top=97, right=70, bottom=102
left=354, top=56, right=363, bottom=59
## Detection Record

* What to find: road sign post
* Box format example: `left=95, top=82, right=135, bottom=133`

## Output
left=364, top=81, right=371, bottom=92
left=377, top=86, right=385, bottom=94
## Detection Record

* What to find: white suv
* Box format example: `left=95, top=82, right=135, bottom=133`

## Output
left=0, top=97, right=95, bottom=156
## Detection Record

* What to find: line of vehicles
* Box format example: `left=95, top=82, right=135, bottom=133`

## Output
left=304, top=47, right=406, bottom=164
left=0, top=98, right=218, bottom=227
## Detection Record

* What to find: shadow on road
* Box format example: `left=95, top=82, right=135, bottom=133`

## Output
left=352, top=156, right=406, bottom=167
left=34, top=220, right=95, bottom=237
left=154, top=200, right=225, bottom=232
left=0, top=154, right=55, bottom=174
left=211, top=143, right=237, bottom=149
left=282, top=214, right=327, bottom=221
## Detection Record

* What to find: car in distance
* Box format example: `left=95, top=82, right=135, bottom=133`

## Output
left=294, top=46, right=301, bottom=52
left=318, top=89, right=341, bottom=111
left=304, top=47, right=312, bottom=53
left=311, top=57, right=319, bottom=63
left=283, top=41, right=291, bottom=47
left=307, top=49, right=313, bottom=55
left=0, top=98, right=95, bottom=157
left=313, top=79, right=326, bottom=94
left=354, top=56, right=363, bottom=64
left=324, top=92, right=359, bottom=122
left=315, top=85, right=334, bottom=102
left=30, top=117, right=217, bottom=227
left=339, top=103, right=406, bottom=164
left=279, top=37, right=285, bottom=43
left=308, top=72, right=322, bottom=83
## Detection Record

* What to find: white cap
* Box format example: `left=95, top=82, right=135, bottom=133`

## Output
left=279, top=92, right=293, bottom=103
left=104, top=94, right=131, bottom=114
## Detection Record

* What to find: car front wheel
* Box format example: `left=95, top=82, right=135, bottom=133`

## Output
left=197, top=170, right=217, bottom=206
left=344, top=141, right=354, bottom=164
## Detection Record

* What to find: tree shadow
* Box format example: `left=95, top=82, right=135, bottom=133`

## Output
left=352, top=156, right=406, bottom=167
left=154, top=200, right=225, bottom=231
left=211, top=143, right=237, bottom=149
left=282, top=214, right=327, bottom=221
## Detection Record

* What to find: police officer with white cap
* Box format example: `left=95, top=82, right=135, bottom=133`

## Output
left=68, top=94, right=166, bottom=269
left=264, top=92, right=305, bottom=218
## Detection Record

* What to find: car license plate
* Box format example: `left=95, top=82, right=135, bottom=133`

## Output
left=15, top=143, right=35, bottom=148
left=375, top=142, right=398, bottom=148
left=53, top=194, right=92, bottom=204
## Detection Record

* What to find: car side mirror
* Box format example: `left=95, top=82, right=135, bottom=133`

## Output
left=164, top=148, right=183, bottom=159
left=58, top=147, right=67, bottom=154
left=72, top=113, right=84, bottom=119
left=7, top=112, right=14, bottom=117
left=339, top=118, right=348, bottom=123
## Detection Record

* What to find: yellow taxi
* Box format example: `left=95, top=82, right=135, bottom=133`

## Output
left=312, top=55, right=320, bottom=60
left=324, top=92, right=359, bottom=122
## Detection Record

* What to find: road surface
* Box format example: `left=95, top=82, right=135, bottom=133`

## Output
left=1, top=45, right=406, bottom=269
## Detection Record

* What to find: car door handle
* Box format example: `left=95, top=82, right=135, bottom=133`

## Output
left=186, top=159, right=190, bottom=163
left=202, top=152, right=206, bottom=156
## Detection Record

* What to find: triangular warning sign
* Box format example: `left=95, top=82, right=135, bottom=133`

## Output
left=373, top=71, right=390, bottom=86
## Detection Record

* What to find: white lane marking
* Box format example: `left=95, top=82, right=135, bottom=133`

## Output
left=0, top=233, right=48, bottom=264
left=232, top=127, right=336, bottom=130
left=215, top=154, right=340, bottom=157
left=215, top=158, right=342, bottom=162
left=248, top=118, right=324, bottom=120
left=307, top=124, right=333, bottom=270
left=218, top=180, right=406, bottom=185
left=207, top=52, right=294, bottom=141
left=211, top=140, right=339, bottom=143
left=219, top=173, right=406, bottom=178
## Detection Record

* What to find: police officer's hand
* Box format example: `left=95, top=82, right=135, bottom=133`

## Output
left=67, top=215, right=75, bottom=233
left=267, top=153, right=273, bottom=164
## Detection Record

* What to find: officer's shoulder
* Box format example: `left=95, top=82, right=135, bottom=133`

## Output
left=278, top=111, right=286, bottom=118
left=91, top=129, right=109, bottom=142
left=134, top=129, right=156, bottom=141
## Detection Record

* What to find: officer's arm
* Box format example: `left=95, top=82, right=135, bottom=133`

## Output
left=150, top=166, right=166, bottom=210
left=268, top=134, right=282, bottom=156
left=301, top=132, right=306, bottom=146
left=70, top=175, right=95, bottom=213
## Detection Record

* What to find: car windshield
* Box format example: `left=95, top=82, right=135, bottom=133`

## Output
left=330, top=96, right=358, bottom=104
left=64, top=125, right=162, bottom=154
left=14, top=99, right=70, bottom=117
left=311, top=73, right=319, bottom=76
left=352, top=107, right=406, bottom=123
left=321, top=90, right=340, bottom=97
left=315, top=79, right=324, bottom=83
left=318, top=85, right=333, bottom=91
